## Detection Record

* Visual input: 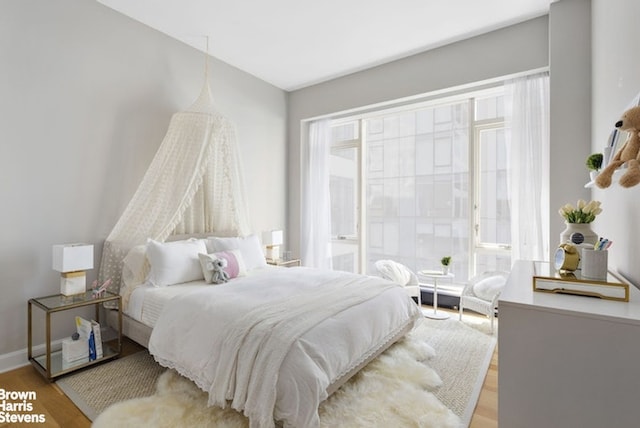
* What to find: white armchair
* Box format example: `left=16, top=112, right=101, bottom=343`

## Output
left=374, top=260, right=421, bottom=308
left=459, top=271, right=509, bottom=334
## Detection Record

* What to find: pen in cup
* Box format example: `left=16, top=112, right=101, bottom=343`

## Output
left=594, top=238, right=612, bottom=250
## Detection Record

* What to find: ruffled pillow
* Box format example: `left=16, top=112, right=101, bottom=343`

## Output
left=198, top=250, right=246, bottom=284
left=122, top=244, right=150, bottom=288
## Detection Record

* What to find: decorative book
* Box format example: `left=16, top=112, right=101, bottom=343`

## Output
left=75, top=316, right=103, bottom=359
left=532, top=262, right=629, bottom=302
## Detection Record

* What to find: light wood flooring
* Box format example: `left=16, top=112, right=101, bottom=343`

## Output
left=0, top=308, right=497, bottom=428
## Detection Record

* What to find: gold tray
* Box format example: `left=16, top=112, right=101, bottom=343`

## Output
left=532, top=262, right=629, bottom=302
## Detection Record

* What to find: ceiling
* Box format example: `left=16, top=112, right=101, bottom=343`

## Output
left=97, top=0, right=553, bottom=91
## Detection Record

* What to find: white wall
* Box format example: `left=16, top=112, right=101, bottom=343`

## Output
left=287, top=16, right=550, bottom=259
left=0, top=0, right=286, bottom=362
left=592, top=0, right=640, bottom=285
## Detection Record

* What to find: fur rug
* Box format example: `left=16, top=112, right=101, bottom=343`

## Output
left=93, top=323, right=461, bottom=427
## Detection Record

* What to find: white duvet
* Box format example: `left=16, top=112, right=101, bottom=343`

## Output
left=149, top=267, right=422, bottom=428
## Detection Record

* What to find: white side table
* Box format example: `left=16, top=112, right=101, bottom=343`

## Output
left=418, top=270, right=454, bottom=320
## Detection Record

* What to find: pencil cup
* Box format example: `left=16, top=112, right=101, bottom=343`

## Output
left=581, top=248, right=608, bottom=280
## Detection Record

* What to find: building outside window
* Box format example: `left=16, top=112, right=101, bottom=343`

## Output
left=328, top=87, right=511, bottom=283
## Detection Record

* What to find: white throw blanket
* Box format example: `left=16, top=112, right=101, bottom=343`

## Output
left=149, top=268, right=421, bottom=428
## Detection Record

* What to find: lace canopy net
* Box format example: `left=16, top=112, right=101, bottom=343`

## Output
left=97, top=82, right=251, bottom=300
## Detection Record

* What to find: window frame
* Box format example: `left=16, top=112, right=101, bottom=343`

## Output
left=329, top=120, right=365, bottom=273
left=472, top=119, right=511, bottom=275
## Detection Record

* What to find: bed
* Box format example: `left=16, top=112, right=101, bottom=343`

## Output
left=106, top=235, right=422, bottom=428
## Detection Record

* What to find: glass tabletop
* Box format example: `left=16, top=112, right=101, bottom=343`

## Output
left=30, top=290, right=118, bottom=311
left=418, top=270, right=454, bottom=278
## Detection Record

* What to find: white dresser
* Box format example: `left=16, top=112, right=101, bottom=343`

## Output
left=499, top=260, right=640, bottom=428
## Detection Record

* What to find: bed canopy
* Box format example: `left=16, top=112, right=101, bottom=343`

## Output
left=97, top=81, right=251, bottom=298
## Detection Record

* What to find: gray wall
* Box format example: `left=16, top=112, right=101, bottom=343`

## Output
left=548, top=0, right=592, bottom=259
left=592, top=0, right=640, bottom=285
left=287, top=16, right=551, bottom=259
left=0, top=0, right=286, bottom=362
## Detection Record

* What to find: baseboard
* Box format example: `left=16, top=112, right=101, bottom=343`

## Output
left=0, top=339, right=65, bottom=374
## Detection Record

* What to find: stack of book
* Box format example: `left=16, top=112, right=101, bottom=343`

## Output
left=75, top=316, right=103, bottom=360
left=62, top=316, right=103, bottom=366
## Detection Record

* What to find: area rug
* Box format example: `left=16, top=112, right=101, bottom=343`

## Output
left=60, top=317, right=495, bottom=427
left=56, top=351, right=165, bottom=421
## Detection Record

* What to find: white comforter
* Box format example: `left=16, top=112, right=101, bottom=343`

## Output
left=149, top=267, right=421, bottom=428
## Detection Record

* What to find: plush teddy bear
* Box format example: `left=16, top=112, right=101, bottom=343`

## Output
left=595, top=106, right=640, bottom=188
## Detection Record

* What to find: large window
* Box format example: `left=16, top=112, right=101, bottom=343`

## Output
left=329, top=88, right=511, bottom=282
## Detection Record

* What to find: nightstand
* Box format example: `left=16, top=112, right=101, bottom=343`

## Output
left=266, top=259, right=301, bottom=268
left=28, top=290, right=122, bottom=380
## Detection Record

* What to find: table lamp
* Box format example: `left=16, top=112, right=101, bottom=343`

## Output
left=262, top=230, right=283, bottom=261
left=52, top=244, right=94, bottom=296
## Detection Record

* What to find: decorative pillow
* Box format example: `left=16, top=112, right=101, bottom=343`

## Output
left=208, top=234, right=267, bottom=271
left=375, top=260, right=412, bottom=286
left=198, top=250, right=246, bottom=284
left=146, top=238, right=207, bottom=287
left=122, top=244, right=150, bottom=288
left=472, top=275, right=507, bottom=301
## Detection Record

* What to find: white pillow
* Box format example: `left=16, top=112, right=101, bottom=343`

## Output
left=472, top=275, right=507, bottom=301
left=375, top=260, right=412, bottom=286
left=146, top=238, right=207, bottom=287
left=208, top=234, right=267, bottom=271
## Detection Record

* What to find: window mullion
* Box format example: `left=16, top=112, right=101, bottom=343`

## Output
left=358, top=119, right=366, bottom=274
left=469, top=99, right=479, bottom=278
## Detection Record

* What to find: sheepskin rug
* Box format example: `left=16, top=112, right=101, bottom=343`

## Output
left=92, top=325, right=460, bottom=427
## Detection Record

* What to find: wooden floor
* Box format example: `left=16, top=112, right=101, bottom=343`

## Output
left=0, top=309, right=497, bottom=428
left=469, top=341, right=498, bottom=428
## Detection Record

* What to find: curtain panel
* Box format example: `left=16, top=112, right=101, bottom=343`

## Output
left=301, top=119, right=333, bottom=269
left=505, top=72, right=550, bottom=262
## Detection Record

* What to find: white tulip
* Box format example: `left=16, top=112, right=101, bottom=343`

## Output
left=583, top=201, right=597, bottom=213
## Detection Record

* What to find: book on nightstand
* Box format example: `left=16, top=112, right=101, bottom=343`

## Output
left=75, top=316, right=103, bottom=359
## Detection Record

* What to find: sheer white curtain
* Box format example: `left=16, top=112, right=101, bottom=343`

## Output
left=505, top=72, right=550, bottom=261
left=301, top=119, right=333, bottom=269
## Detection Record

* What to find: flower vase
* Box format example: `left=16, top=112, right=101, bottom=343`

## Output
left=442, top=266, right=449, bottom=275
left=560, top=222, right=598, bottom=246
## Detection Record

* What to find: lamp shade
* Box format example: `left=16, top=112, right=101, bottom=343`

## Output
left=52, top=244, right=94, bottom=272
left=262, top=230, right=283, bottom=247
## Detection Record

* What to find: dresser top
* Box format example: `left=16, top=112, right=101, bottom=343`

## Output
left=500, top=260, right=640, bottom=324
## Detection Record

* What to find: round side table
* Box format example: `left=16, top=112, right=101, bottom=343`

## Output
left=418, top=270, right=454, bottom=320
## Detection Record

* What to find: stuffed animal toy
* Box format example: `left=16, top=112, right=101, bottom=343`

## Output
left=208, top=257, right=230, bottom=284
left=596, top=106, right=640, bottom=188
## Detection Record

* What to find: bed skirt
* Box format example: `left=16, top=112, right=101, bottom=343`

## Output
left=106, top=309, right=152, bottom=348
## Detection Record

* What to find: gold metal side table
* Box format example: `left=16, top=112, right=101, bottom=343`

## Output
left=266, top=259, right=301, bottom=268
left=28, top=290, right=122, bottom=380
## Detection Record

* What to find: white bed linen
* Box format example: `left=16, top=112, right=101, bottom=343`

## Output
left=148, top=267, right=422, bottom=428
left=122, top=266, right=279, bottom=327
left=127, top=282, right=207, bottom=327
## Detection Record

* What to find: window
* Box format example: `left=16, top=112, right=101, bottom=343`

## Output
left=328, top=88, right=511, bottom=282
